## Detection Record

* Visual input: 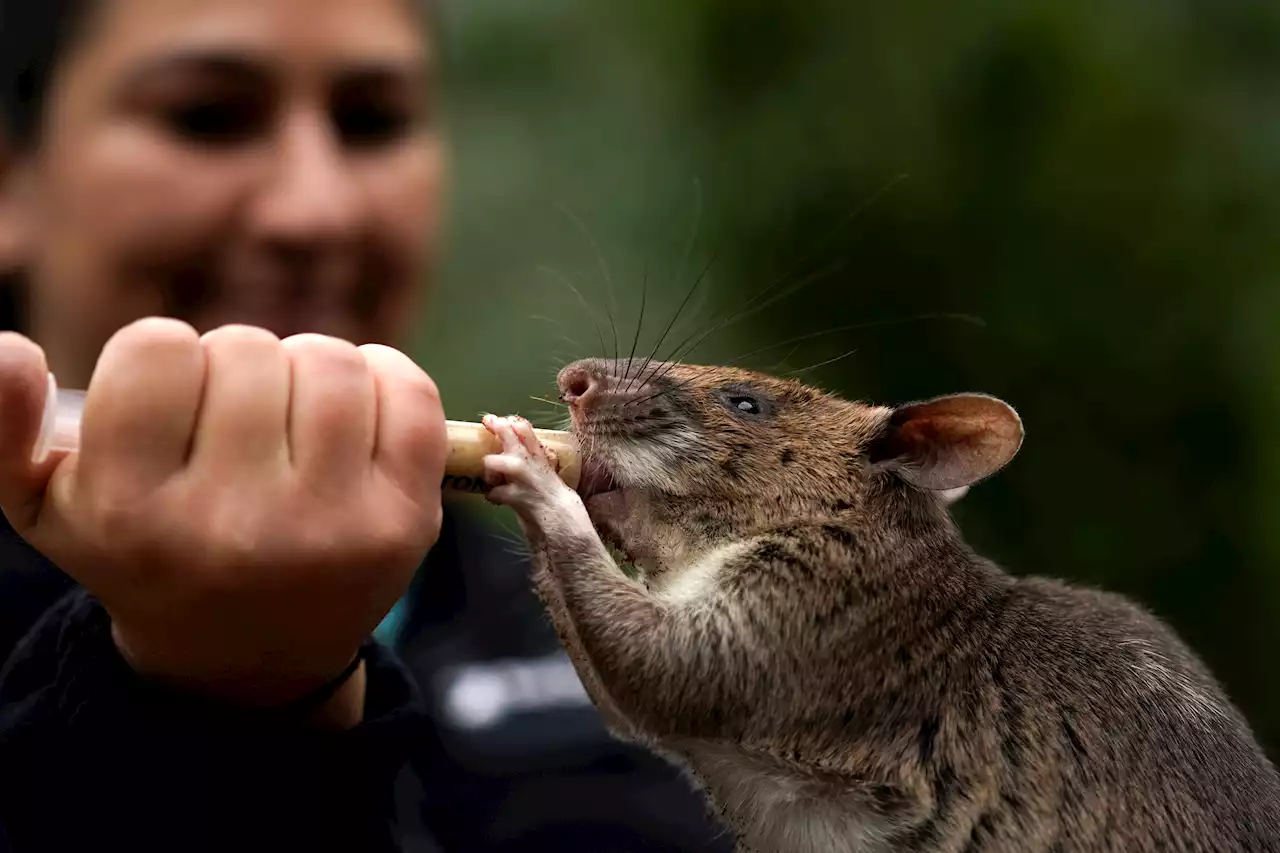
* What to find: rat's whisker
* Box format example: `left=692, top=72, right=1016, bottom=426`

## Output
left=646, top=173, right=908, bottom=382
left=488, top=527, right=533, bottom=559
left=531, top=395, right=568, bottom=409
left=767, top=343, right=806, bottom=374
left=625, top=360, right=732, bottom=408
left=548, top=353, right=577, bottom=371
left=628, top=251, right=718, bottom=394
left=630, top=313, right=962, bottom=404
left=622, top=265, right=649, bottom=388
left=626, top=373, right=707, bottom=409
left=669, top=178, right=704, bottom=316
left=557, top=202, right=621, bottom=366
left=723, top=313, right=987, bottom=371
left=624, top=177, right=703, bottom=390
left=538, top=264, right=608, bottom=362
left=780, top=347, right=861, bottom=379
left=648, top=257, right=848, bottom=393
left=530, top=319, right=584, bottom=351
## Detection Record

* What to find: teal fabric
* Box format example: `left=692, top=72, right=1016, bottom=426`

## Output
left=374, top=597, right=408, bottom=647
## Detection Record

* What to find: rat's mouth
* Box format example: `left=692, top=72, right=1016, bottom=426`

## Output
left=575, top=455, right=636, bottom=561
left=576, top=455, right=619, bottom=500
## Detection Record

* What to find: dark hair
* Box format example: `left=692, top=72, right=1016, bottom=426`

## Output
left=0, top=0, right=437, bottom=147
left=0, top=0, right=436, bottom=331
left=0, top=0, right=96, bottom=331
left=0, top=0, right=97, bottom=148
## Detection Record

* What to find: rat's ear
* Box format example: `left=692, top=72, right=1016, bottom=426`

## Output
left=867, top=394, right=1023, bottom=491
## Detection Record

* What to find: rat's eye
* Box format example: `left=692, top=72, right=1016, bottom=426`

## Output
left=718, top=387, right=772, bottom=419
left=721, top=384, right=768, bottom=417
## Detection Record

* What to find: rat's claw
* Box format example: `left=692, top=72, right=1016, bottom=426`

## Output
left=483, top=414, right=556, bottom=472
left=482, top=414, right=524, bottom=457
left=508, top=415, right=560, bottom=472
left=482, top=415, right=569, bottom=515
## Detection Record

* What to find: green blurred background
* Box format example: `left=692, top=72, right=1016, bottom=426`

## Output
left=414, top=0, right=1280, bottom=757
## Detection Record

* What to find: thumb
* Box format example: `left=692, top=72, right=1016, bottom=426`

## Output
left=0, top=332, right=60, bottom=532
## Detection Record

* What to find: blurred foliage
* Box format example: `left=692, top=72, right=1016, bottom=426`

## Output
left=418, top=0, right=1280, bottom=755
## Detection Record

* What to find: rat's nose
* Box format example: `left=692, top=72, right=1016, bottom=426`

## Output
left=558, top=363, right=603, bottom=409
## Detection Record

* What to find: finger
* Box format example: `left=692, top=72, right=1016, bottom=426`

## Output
left=509, top=416, right=540, bottom=453
left=485, top=483, right=522, bottom=507
left=482, top=415, right=525, bottom=457
left=189, top=325, right=290, bottom=474
left=484, top=453, right=522, bottom=487
left=509, top=416, right=556, bottom=469
left=77, top=318, right=205, bottom=494
left=0, top=332, right=56, bottom=526
left=359, top=344, right=445, bottom=504
left=283, top=334, right=375, bottom=493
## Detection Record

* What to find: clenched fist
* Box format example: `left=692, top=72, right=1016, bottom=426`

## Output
left=0, top=318, right=447, bottom=713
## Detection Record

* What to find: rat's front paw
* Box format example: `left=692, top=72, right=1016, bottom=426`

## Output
left=483, top=415, right=586, bottom=529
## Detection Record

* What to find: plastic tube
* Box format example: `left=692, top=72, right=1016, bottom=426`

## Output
left=31, top=373, right=581, bottom=495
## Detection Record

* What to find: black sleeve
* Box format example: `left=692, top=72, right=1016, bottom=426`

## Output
left=0, top=588, right=432, bottom=853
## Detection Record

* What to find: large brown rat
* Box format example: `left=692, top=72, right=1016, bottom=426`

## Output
left=479, top=357, right=1280, bottom=853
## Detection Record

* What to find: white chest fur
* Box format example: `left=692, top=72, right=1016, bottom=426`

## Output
left=650, top=540, right=753, bottom=605
left=673, top=742, right=896, bottom=853
left=645, top=543, right=899, bottom=851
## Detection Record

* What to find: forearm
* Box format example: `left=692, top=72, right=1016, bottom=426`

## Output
left=547, top=533, right=755, bottom=739
left=528, top=547, right=638, bottom=738
left=0, top=589, right=422, bottom=852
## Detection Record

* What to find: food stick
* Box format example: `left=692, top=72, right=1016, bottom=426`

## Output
left=33, top=373, right=581, bottom=496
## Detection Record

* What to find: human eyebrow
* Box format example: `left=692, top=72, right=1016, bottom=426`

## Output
left=333, top=57, right=433, bottom=98
left=113, top=50, right=276, bottom=97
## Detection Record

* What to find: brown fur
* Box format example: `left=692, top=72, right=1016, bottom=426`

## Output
left=484, top=357, right=1280, bottom=853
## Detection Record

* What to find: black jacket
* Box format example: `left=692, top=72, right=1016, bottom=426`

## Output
left=0, top=499, right=731, bottom=853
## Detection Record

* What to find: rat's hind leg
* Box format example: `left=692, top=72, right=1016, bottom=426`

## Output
left=482, top=415, right=639, bottom=738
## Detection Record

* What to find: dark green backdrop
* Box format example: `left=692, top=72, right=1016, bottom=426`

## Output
left=418, top=0, right=1280, bottom=758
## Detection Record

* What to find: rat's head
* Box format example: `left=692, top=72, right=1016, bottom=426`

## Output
left=556, top=357, right=1022, bottom=570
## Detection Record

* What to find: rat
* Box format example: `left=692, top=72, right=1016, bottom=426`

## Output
left=478, top=357, right=1280, bottom=853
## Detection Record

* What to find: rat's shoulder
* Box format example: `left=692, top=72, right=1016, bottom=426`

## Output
left=993, top=572, right=1248, bottom=725
left=1004, top=572, right=1192, bottom=653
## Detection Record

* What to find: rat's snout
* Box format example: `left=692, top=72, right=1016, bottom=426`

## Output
left=558, top=358, right=675, bottom=426
left=559, top=364, right=603, bottom=409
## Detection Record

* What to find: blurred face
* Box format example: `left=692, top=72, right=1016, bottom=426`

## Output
left=0, top=0, right=444, bottom=387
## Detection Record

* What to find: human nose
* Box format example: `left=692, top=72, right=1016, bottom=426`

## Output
left=249, top=110, right=364, bottom=247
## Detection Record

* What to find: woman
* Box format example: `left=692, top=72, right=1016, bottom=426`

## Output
left=0, top=1, right=728, bottom=850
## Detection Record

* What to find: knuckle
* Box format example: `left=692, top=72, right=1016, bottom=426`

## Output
left=280, top=330, right=360, bottom=361
left=106, top=317, right=201, bottom=364
left=367, top=504, right=436, bottom=561
left=284, top=333, right=367, bottom=372
left=360, top=344, right=440, bottom=403
left=200, top=517, right=273, bottom=577
left=403, top=397, right=448, bottom=453
left=413, top=373, right=442, bottom=409
left=400, top=369, right=441, bottom=414
left=90, top=498, right=143, bottom=545
left=84, top=491, right=175, bottom=567
left=200, top=323, right=282, bottom=353
left=0, top=331, right=46, bottom=365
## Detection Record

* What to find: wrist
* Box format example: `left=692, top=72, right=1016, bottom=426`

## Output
left=304, top=658, right=367, bottom=731
left=110, top=619, right=368, bottom=726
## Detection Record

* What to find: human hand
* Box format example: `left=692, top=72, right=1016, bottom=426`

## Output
left=0, top=319, right=446, bottom=715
